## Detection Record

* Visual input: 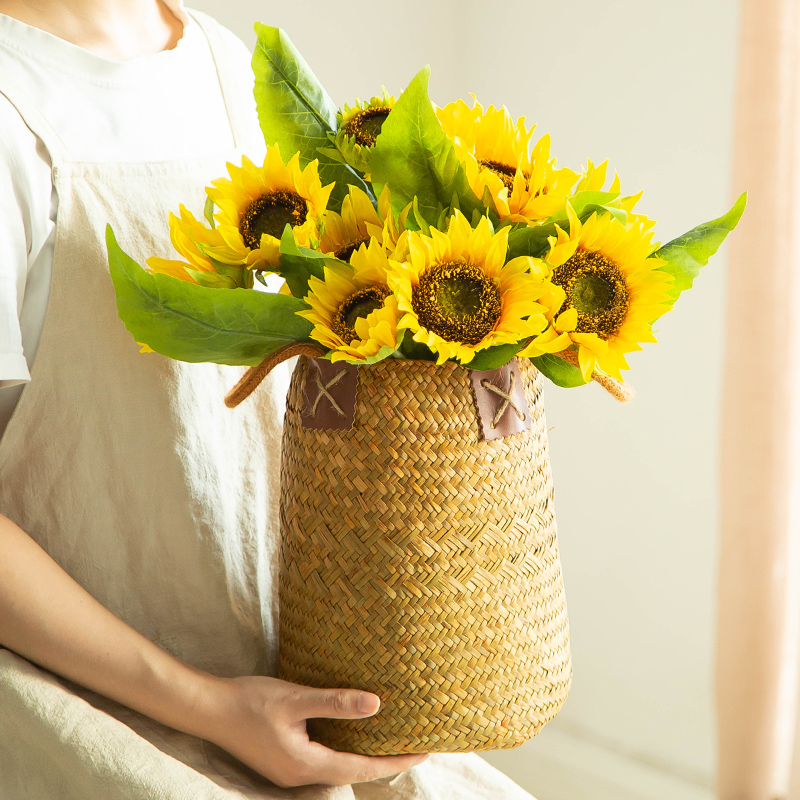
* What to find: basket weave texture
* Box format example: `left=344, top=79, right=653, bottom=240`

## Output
left=278, top=356, right=571, bottom=755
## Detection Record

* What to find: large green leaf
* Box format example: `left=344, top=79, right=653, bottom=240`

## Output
left=368, top=66, right=486, bottom=226
left=107, top=226, right=313, bottom=366
left=252, top=24, right=371, bottom=209
left=653, top=192, right=747, bottom=300
left=505, top=191, right=622, bottom=260
left=530, top=353, right=589, bottom=388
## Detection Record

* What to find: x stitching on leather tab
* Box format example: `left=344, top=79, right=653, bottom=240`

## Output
left=311, top=367, right=348, bottom=417
left=480, top=372, right=527, bottom=429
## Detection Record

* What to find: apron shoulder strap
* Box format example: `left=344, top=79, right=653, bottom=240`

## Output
left=186, top=11, right=261, bottom=153
left=0, top=81, right=68, bottom=168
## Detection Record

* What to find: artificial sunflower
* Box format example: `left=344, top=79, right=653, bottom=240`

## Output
left=333, top=89, right=396, bottom=174
left=520, top=203, right=675, bottom=380
left=317, top=185, right=406, bottom=263
left=146, top=205, right=252, bottom=289
left=437, top=97, right=578, bottom=225
left=297, top=238, right=401, bottom=363
left=386, top=211, right=550, bottom=365
left=203, top=146, right=333, bottom=271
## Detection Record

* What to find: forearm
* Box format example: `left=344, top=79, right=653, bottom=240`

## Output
left=0, top=512, right=219, bottom=738
left=0, top=513, right=430, bottom=786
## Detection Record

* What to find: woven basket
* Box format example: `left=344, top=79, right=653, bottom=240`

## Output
left=276, top=354, right=571, bottom=755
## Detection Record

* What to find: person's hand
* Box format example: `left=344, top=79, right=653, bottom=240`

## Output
left=201, top=675, right=430, bottom=788
left=0, top=513, right=427, bottom=787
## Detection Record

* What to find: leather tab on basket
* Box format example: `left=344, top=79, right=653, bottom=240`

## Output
left=301, top=358, right=358, bottom=430
left=470, top=359, right=531, bottom=441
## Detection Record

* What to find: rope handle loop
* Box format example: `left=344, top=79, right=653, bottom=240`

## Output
left=224, top=342, right=326, bottom=408
left=556, top=349, right=634, bottom=403
left=224, top=344, right=634, bottom=408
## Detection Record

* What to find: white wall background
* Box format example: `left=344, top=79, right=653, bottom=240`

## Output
left=188, top=2, right=742, bottom=797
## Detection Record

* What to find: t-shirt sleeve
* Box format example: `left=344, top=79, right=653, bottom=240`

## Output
left=0, top=95, right=38, bottom=386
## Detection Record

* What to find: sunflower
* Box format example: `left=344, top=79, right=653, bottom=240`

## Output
left=520, top=203, right=675, bottom=380
left=145, top=205, right=252, bottom=289
left=386, top=211, right=550, bottom=365
left=333, top=89, right=396, bottom=174
left=297, top=238, right=401, bottom=363
left=315, top=184, right=410, bottom=265
left=202, top=146, right=333, bottom=272
left=437, top=97, right=578, bottom=225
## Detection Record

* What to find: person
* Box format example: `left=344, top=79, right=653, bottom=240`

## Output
left=0, top=1, right=538, bottom=798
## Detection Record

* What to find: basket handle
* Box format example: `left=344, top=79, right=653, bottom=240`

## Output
left=224, top=343, right=326, bottom=408
left=224, top=344, right=634, bottom=408
left=556, top=349, right=634, bottom=403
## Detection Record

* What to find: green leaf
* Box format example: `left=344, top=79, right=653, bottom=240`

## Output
left=596, top=204, right=627, bottom=224
left=505, top=224, right=553, bottom=260
left=184, top=261, right=254, bottom=290
left=277, top=226, right=348, bottom=298
left=653, top=192, right=747, bottom=300
left=368, top=66, right=485, bottom=226
left=399, top=336, right=437, bottom=361
left=207, top=258, right=255, bottom=289
left=467, top=340, right=527, bottom=371
left=564, top=191, right=621, bottom=217
left=252, top=24, right=372, bottom=209
left=184, top=269, right=238, bottom=289
left=204, top=196, right=216, bottom=229
left=107, top=225, right=313, bottom=366
left=505, top=191, right=623, bottom=260
left=530, top=353, right=589, bottom=388
left=252, top=24, right=337, bottom=140
left=410, top=196, right=432, bottom=234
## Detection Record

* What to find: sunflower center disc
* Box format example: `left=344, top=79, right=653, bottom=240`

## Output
left=551, top=249, right=629, bottom=339
left=343, top=107, right=392, bottom=147
left=412, top=261, right=502, bottom=346
left=334, top=236, right=370, bottom=263
left=436, top=275, right=484, bottom=319
left=332, top=285, right=391, bottom=344
left=572, top=273, right=614, bottom=315
left=239, top=191, right=308, bottom=250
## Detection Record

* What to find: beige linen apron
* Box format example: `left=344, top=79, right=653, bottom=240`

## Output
left=0, top=12, right=536, bottom=800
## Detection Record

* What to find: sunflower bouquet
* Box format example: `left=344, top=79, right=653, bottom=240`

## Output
left=107, top=24, right=744, bottom=757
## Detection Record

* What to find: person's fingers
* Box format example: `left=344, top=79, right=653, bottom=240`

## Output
left=301, top=742, right=430, bottom=787
left=288, top=685, right=381, bottom=722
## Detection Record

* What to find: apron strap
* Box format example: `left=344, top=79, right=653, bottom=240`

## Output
left=187, top=11, right=258, bottom=152
left=0, top=83, right=68, bottom=168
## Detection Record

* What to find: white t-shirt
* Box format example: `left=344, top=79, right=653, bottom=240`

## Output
left=0, top=3, right=262, bottom=436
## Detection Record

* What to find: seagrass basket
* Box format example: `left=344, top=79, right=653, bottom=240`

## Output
left=276, top=353, right=571, bottom=756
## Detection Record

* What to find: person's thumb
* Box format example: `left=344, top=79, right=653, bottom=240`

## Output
left=292, top=686, right=380, bottom=721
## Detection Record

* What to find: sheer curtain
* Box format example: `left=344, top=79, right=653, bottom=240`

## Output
left=717, top=1, right=800, bottom=798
